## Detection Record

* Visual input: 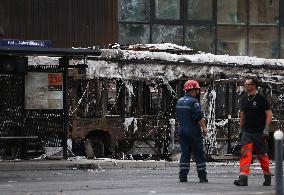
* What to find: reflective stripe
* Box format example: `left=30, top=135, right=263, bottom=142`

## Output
left=176, top=106, right=192, bottom=110
left=197, top=167, right=206, bottom=171
left=196, top=163, right=206, bottom=167
left=180, top=167, right=190, bottom=170
left=240, top=164, right=250, bottom=172
left=257, top=153, right=271, bottom=174
left=180, top=162, right=190, bottom=170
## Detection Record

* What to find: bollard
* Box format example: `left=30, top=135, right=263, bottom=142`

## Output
left=274, top=130, right=284, bottom=195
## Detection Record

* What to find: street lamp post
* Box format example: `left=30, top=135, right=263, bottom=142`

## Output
left=274, top=130, right=284, bottom=195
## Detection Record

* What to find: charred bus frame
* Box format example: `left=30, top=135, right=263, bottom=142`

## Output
left=1, top=45, right=282, bottom=160
left=69, top=49, right=284, bottom=160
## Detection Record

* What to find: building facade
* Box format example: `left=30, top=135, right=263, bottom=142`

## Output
left=1, top=0, right=283, bottom=58
left=0, top=0, right=117, bottom=48
left=118, top=0, right=284, bottom=58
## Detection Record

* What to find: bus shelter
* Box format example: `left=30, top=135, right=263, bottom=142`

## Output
left=0, top=46, right=101, bottom=159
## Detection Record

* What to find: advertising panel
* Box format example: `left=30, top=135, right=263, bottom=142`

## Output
left=25, top=72, right=63, bottom=109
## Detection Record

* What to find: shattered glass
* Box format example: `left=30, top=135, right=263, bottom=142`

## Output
left=282, top=28, right=284, bottom=58
left=185, top=26, right=215, bottom=53
left=152, top=25, right=183, bottom=45
left=217, top=26, right=246, bottom=56
left=155, top=0, right=180, bottom=20
left=119, top=23, right=150, bottom=45
left=188, top=0, right=212, bottom=21
left=249, top=0, right=279, bottom=25
left=118, top=0, right=150, bottom=22
left=249, top=26, right=278, bottom=58
left=217, top=0, right=247, bottom=24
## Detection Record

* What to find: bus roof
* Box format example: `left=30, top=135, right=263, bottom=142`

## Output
left=100, top=43, right=284, bottom=68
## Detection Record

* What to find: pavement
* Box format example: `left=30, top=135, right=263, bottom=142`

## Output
left=0, top=157, right=277, bottom=172
left=0, top=165, right=276, bottom=195
left=0, top=158, right=180, bottom=171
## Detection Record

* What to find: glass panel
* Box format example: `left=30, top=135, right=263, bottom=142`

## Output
left=249, top=27, right=278, bottom=58
left=188, top=0, right=212, bottom=21
left=119, top=0, right=150, bottom=22
left=155, top=0, right=180, bottom=20
left=185, top=26, right=215, bottom=53
left=281, top=28, right=284, bottom=58
left=152, top=25, right=183, bottom=45
left=217, top=26, right=247, bottom=56
left=149, top=85, right=162, bottom=115
left=119, top=23, right=150, bottom=45
left=217, top=0, right=247, bottom=24
left=250, top=0, right=279, bottom=24
left=282, top=5, right=284, bottom=26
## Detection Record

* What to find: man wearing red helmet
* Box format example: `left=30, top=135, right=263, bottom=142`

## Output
left=176, top=79, right=208, bottom=183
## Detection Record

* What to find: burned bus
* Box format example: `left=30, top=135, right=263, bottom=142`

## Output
left=68, top=43, right=284, bottom=160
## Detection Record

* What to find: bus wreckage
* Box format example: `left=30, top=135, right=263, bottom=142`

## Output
left=33, top=43, right=284, bottom=160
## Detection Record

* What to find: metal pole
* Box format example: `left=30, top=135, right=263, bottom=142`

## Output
left=274, top=130, right=284, bottom=195
left=226, top=83, right=231, bottom=154
left=60, top=57, right=69, bottom=160
left=227, top=114, right=231, bottom=154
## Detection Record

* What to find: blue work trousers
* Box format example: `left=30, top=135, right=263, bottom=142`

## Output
left=179, top=130, right=207, bottom=179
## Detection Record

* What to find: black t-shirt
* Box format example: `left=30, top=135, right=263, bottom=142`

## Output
left=241, top=93, right=270, bottom=133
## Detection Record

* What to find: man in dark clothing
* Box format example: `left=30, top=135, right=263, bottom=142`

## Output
left=176, top=80, right=208, bottom=183
left=234, top=77, right=272, bottom=186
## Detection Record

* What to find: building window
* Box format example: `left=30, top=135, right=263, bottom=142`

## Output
left=118, top=0, right=150, bottom=22
left=119, top=23, right=150, bottom=45
left=217, top=26, right=246, bottom=56
left=249, top=27, right=278, bottom=58
left=185, top=26, right=215, bottom=53
left=188, top=0, right=212, bottom=21
left=155, top=0, right=181, bottom=20
left=217, top=0, right=247, bottom=24
left=152, top=25, right=183, bottom=45
left=117, top=0, right=282, bottom=58
left=249, top=0, right=279, bottom=24
left=281, top=28, right=284, bottom=58
left=279, top=1, right=284, bottom=26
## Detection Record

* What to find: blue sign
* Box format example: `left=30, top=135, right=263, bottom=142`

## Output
left=0, top=39, right=52, bottom=48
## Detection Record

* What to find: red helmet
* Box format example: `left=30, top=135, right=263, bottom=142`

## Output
left=184, top=80, right=200, bottom=91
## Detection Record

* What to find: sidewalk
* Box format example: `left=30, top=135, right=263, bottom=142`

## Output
left=0, top=158, right=178, bottom=171
left=0, top=158, right=275, bottom=171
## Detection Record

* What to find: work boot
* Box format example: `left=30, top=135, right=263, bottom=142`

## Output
left=179, top=176, right=187, bottom=182
left=199, top=177, right=208, bottom=183
left=263, top=175, right=271, bottom=186
left=234, top=175, right=248, bottom=186
left=198, top=171, right=208, bottom=183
